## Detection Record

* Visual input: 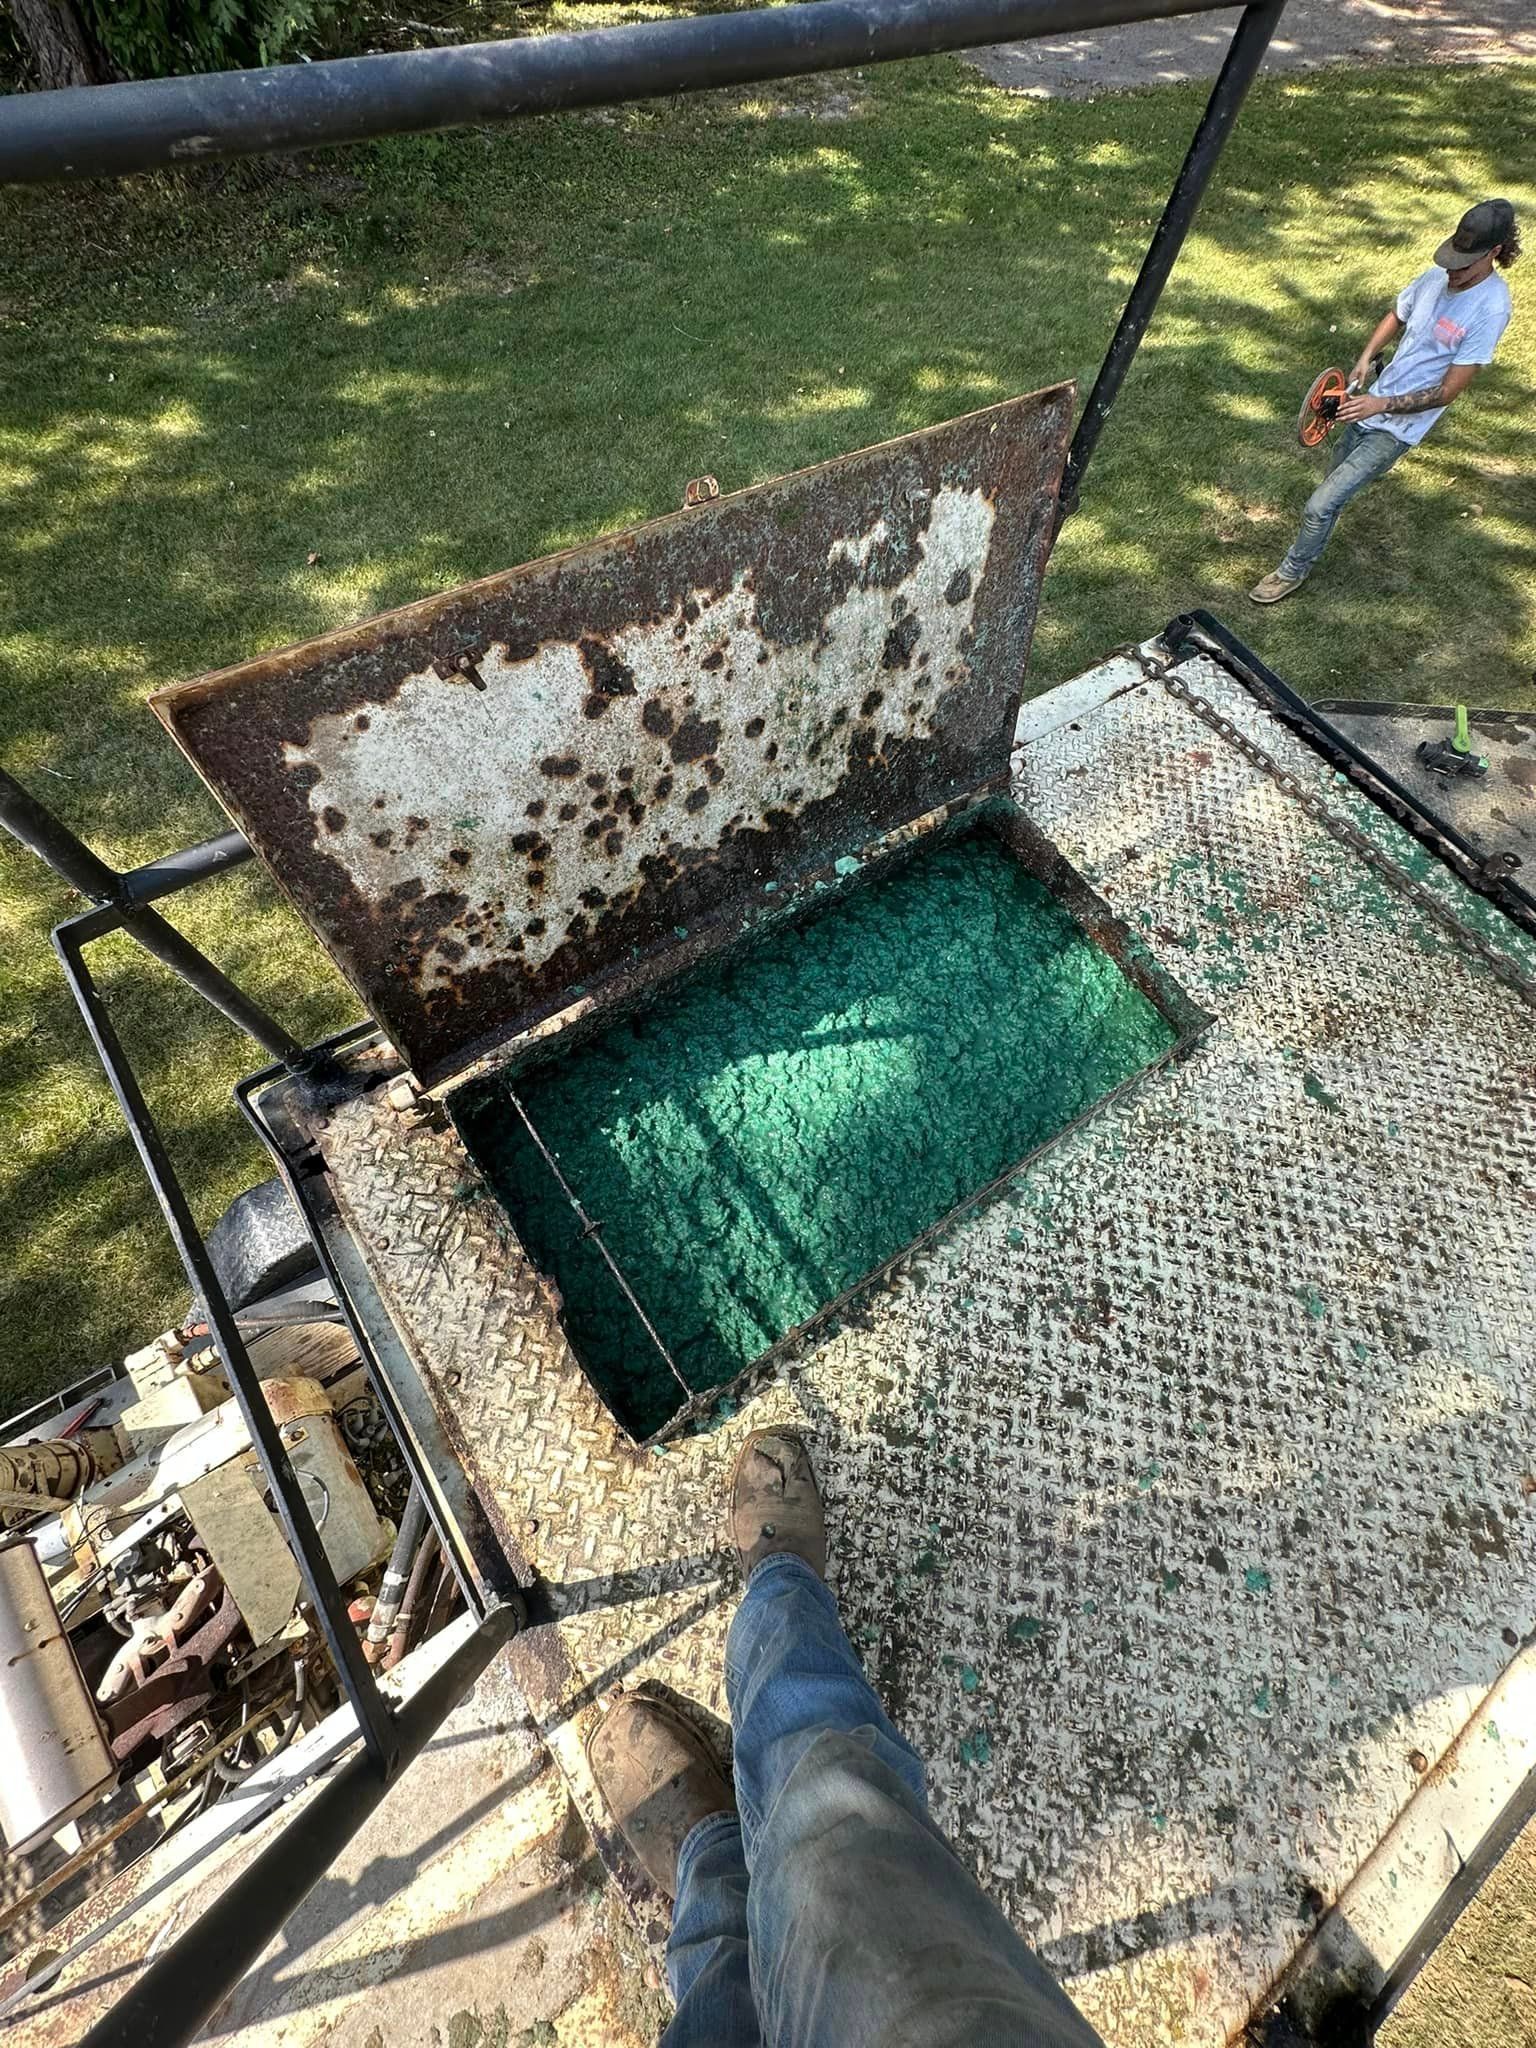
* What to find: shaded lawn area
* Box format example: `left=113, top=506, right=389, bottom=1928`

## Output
left=1, top=53, right=1533, bottom=1408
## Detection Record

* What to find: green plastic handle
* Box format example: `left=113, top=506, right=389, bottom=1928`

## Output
left=1453, top=703, right=1472, bottom=755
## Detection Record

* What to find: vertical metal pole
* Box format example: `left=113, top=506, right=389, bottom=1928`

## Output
left=0, top=767, right=299, bottom=1059
left=1057, top=0, right=1286, bottom=521
left=52, top=913, right=399, bottom=1776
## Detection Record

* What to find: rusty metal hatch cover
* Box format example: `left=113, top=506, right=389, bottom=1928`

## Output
left=152, top=388, right=1073, bottom=1089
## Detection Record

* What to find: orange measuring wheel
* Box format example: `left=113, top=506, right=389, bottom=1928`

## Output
left=1298, top=366, right=1348, bottom=447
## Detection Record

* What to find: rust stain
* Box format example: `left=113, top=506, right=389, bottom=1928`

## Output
left=151, top=388, right=1074, bottom=1089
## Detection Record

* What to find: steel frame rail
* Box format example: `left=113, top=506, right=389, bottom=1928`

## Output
left=0, top=779, right=432, bottom=1766
left=5, top=0, right=1255, bottom=183
left=1163, top=612, right=1536, bottom=936
left=0, top=769, right=295, bottom=1057
left=51, top=902, right=402, bottom=1779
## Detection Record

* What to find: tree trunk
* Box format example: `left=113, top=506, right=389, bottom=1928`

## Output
left=8, top=0, right=113, bottom=89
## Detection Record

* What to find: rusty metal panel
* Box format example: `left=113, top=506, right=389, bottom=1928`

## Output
left=181, top=1459, right=299, bottom=1649
left=151, top=389, right=1073, bottom=1088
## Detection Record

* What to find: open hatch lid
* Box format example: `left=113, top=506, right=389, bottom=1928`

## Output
left=151, top=387, right=1073, bottom=1090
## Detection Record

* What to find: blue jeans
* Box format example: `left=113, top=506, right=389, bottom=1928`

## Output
left=663, top=1554, right=1104, bottom=2048
left=1277, top=422, right=1407, bottom=583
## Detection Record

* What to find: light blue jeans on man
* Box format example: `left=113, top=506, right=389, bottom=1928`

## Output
left=1276, top=421, right=1408, bottom=584
left=663, top=1553, right=1104, bottom=2048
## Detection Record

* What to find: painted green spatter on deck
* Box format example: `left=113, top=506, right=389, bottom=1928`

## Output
left=1303, top=1070, right=1341, bottom=1115
left=456, top=835, right=1174, bottom=1437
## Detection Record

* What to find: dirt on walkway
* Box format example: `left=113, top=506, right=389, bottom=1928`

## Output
left=970, top=0, right=1535, bottom=96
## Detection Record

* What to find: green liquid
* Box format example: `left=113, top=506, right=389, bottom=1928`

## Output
left=456, top=832, right=1173, bottom=1437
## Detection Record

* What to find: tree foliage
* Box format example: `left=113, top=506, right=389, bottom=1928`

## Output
left=80, top=0, right=345, bottom=74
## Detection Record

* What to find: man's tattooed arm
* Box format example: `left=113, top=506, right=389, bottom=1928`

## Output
left=1384, top=380, right=1451, bottom=415
left=1380, top=362, right=1480, bottom=416
left=1334, top=360, right=1477, bottom=426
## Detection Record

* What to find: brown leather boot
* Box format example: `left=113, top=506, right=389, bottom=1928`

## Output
left=1248, top=570, right=1304, bottom=604
left=586, top=1692, right=733, bottom=1899
left=730, top=1429, right=827, bottom=1582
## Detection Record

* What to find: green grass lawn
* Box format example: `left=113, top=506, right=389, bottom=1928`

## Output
left=1, top=50, right=1532, bottom=1410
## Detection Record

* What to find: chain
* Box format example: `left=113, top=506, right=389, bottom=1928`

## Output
left=1157, top=669, right=1536, bottom=1017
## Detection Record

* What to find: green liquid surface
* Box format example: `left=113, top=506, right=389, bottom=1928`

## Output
left=456, top=833, right=1174, bottom=1437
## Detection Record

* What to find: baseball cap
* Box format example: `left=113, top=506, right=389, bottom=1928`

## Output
left=1435, top=199, right=1515, bottom=271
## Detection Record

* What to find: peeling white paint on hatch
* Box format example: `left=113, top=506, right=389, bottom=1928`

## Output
left=281, top=488, right=994, bottom=996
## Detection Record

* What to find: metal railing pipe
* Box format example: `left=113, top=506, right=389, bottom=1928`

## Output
left=0, top=765, right=127, bottom=901
left=1, top=769, right=297, bottom=1058
left=52, top=913, right=399, bottom=1775
left=119, top=827, right=253, bottom=905
left=1057, top=0, right=1286, bottom=518
left=2, top=0, right=1243, bottom=184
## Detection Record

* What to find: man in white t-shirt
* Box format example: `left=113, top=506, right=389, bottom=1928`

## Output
left=1250, top=199, right=1518, bottom=604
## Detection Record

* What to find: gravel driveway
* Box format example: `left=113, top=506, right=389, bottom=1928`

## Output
left=970, top=0, right=1536, bottom=96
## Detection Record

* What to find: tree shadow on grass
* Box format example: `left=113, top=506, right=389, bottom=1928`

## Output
left=0, top=54, right=1531, bottom=1390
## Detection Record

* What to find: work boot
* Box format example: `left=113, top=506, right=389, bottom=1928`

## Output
left=586, top=1691, right=733, bottom=1899
left=1248, top=570, right=1304, bottom=604
left=730, top=1429, right=827, bottom=1582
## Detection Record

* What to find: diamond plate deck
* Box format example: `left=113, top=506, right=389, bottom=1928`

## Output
left=312, top=653, right=1536, bottom=2046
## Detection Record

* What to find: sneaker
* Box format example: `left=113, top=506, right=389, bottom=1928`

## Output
left=730, top=1430, right=827, bottom=1582
left=1248, top=571, right=1304, bottom=604
left=585, top=1691, right=733, bottom=1899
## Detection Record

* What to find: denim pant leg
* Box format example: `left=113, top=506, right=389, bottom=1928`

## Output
left=663, top=1812, right=762, bottom=2048
left=1277, top=424, right=1406, bottom=582
left=727, top=1554, right=1104, bottom=2048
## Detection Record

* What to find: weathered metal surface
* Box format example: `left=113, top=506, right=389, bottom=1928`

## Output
left=182, top=1459, right=301, bottom=1649
left=0, top=1537, right=116, bottom=1856
left=151, top=390, right=1073, bottom=1088
left=289, top=652, right=1535, bottom=2046
left=102, top=1587, right=243, bottom=1762
left=1315, top=699, right=1536, bottom=889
